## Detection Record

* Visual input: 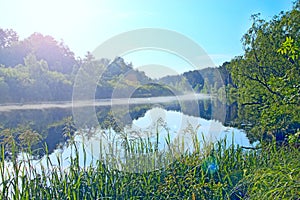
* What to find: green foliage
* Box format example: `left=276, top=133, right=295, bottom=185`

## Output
left=0, top=28, right=18, bottom=48
left=132, top=83, right=177, bottom=97
left=200, top=77, right=210, bottom=94
left=0, top=31, right=77, bottom=73
left=227, top=2, right=300, bottom=142
left=158, top=70, right=207, bottom=93
left=241, top=144, right=300, bottom=199
left=0, top=53, right=163, bottom=103
left=0, top=28, right=173, bottom=103
left=0, top=133, right=299, bottom=199
left=287, top=130, right=300, bottom=146
left=0, top=125, right=41, bottom=153
left=0, top=54, right=72, bottom=103
left=277, top=36, right=300, bottom=61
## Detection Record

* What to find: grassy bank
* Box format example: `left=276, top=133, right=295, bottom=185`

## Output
left=0, top=134, right=299, bottom=199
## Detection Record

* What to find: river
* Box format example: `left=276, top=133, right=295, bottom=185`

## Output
left=0, top=95, right=252, bottom=172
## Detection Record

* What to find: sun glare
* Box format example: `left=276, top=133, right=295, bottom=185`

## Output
left=6, top=0, right=113, bottom=56
left=27, top=0, right=88, bottom=34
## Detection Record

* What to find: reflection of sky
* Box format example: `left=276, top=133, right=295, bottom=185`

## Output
left=130, top=107, right=250, bottom=151
left=19, top=107, right=251, bottom=170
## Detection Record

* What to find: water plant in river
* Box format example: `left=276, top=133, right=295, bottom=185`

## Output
left=0, top=131, right=299, bottom=199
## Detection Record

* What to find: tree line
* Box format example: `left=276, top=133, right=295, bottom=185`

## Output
left=225, top=1, right=299, bottom=142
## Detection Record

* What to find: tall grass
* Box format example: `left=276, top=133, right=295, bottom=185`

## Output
left=0, top=131, right=299, bottom=199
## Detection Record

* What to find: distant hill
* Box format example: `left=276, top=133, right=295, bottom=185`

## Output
left=94, top=57, right=181, bottom=99
left=157, top=63, right=231, bottom=94
left=158, top=70, right=204, bottom=93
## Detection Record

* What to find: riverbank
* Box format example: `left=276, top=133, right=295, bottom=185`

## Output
left=1, top=136, right=299, bottom=199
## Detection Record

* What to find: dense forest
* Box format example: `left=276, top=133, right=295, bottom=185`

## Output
left=226, top=2, right=299, bottom=142
left=0, top=32, right=192, bottom=103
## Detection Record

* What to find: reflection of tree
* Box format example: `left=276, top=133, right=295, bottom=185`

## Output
left=0, top=99, right=237, bottom=157
left=0, top=125, right=41, bottom=158
left=0, top=108, right=73, bottom=156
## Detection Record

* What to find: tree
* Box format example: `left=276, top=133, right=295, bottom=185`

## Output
left=201, top=78, right=210, bottom=94
left=183, top=70, right=204, bottom=92
left=0, top=28, right=18, bottom=48
left=227, top=1, right=300, bottom=142
left=0, top=28, right=29, bottom=67
left=24, top=33, right=77, bottom=73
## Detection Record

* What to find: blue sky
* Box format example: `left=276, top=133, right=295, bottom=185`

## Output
left=0, top=0, right=294, bottom=77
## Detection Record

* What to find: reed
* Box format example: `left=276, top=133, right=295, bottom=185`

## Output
left=0, top=130, right=299, bottom=199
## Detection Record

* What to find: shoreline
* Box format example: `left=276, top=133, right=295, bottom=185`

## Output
left=0, top=93, right=212, bottom=112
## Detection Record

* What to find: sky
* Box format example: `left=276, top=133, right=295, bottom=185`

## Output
left=0, top=0, right=295, bottom=78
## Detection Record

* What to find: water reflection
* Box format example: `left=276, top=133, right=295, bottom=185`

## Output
left=26, top=106, right=249, bottom=173
left=82, top=107, right=249, bottom=158
left=0, top=98, right=241, bottom=158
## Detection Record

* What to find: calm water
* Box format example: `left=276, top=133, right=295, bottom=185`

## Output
left=0, top=96, right=252, bottom=170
